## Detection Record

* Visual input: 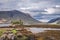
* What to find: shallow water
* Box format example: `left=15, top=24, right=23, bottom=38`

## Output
left=25, top=28, right=60, bottom=33
left=0, top=24, right=60, bottom=33
left=0, top=24, right=11, bottom=27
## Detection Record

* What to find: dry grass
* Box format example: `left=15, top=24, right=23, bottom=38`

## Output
left=35, top=30, right=60, bottom=40
left=23, top=24, right=60, bottom=28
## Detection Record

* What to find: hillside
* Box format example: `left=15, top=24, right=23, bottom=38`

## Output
left=48, top=17, right=60, bottom=24
left=0, top=10, right=41, bottom=25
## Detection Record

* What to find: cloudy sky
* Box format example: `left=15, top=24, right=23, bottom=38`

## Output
left=0, top=0, right=60, bottom=22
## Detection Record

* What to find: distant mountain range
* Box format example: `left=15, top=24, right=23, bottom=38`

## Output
left=0, top=10, right=41, bottom=25
left=34, top=13, right=60, bottom=21
left=48, top=17, right=60, bottom=24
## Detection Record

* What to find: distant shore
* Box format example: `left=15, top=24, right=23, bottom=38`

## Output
left=0, top=23, right=60, bottom=28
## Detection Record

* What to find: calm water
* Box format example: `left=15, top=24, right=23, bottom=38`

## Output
left=25, top=28, right=60, bottom=33
left=0, top=24, right=11, bottom=27
left=0, top=24, right=60, bottom=33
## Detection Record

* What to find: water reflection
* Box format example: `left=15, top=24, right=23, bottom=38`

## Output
left=0, top=24, right=11, bottom=27
left=0, top=24, right=60, bottom=34
left=26, top=28, right=60, bottom=33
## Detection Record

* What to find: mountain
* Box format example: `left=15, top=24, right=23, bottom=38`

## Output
left=0, top=10, right=41, bottom=25
left=48, top=17, right=60, bottom=24
left=34, top=14, right=60, bottom=22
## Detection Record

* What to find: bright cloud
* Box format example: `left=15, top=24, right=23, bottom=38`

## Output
left=44, top=8, right=55, bottom=14
left=56, top=5, right=60, bottom=7
left=39, top=19, right=49, bottom=22
left=41, top=5, right=60, bottom=14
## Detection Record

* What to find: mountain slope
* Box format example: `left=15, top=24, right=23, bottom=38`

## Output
left=48, top=17, right=60, bottom=24
left=0, top=10, right=41, bottom=25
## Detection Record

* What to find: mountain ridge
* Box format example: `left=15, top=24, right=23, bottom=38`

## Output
left=48, top=17, right=60, bottom=24
left=0, top=10, right=41, bottom=25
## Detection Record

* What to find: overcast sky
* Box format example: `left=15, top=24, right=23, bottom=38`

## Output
left=0, top=0, right=60, bottom=22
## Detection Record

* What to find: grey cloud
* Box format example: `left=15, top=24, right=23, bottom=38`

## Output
left=0, top=0, right=60, bottom=14
left=0, top=0, right=21, bottom=11
left=0, top=0, right=60, bottom=22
